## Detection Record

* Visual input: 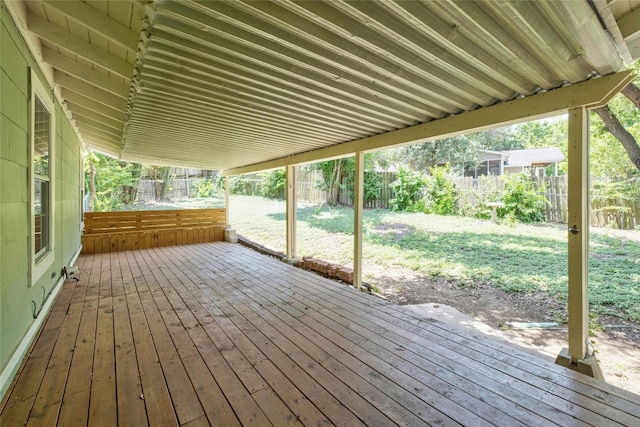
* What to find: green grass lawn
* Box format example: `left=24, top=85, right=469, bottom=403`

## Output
left=229, top=195, right=640, bottom=322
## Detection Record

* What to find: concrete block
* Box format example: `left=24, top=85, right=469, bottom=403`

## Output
left=224, top=228, right=238, bottom=243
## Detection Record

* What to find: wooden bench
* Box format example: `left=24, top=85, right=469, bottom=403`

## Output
left=81, top=208, right=226, bottom=255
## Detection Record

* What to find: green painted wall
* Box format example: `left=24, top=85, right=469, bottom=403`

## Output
left=1, top=3, right=83, bottom=397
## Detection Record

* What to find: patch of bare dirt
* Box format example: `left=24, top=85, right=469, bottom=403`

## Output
left=368, top=268, right=640, bottom=395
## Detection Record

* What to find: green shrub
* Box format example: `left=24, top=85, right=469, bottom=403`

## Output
left=363, top=171, right=382, bottom=202
left=424, top=165, right=459, bottom=215
left=498, top=173, right=547, bottom=223
left=389, top=167, right=427, bottom=212
left=192, top=179, right=216, bottom=198
left=261, top=169, right=286, bottom=199
left=229, top=175, right=257, bottom=195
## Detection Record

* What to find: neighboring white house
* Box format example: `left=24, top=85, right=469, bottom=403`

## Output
left=466, top=148, right=565, bottom=177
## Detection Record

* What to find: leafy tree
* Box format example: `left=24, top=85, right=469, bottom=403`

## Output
left=395, top=135, right=480, bottom=174
left=314, top=158, right=352, bottom=206
left=472, top=127, right=521, bottom=152
left=593, top=84, right=640, bottom=175
left=84, top=152, right=142, bottom=211
left=144, top=165, right=173, bottom=200
left=592, top=61, right=640, bottom=175
left=260, top=169, right=286, bottom=199
left=312, top=153, right=383, bottom=206
left=515, top=119, right=567, bottom=149
left=393, top=128, right=520, bottom=175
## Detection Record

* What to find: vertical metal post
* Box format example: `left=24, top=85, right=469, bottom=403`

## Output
left=286, top=165, right=297, bottom=260
left=225, top=175, right=230, bottom=227
left=567, top=107, right=589, bottom=362
left=353, top=152, right=364, bottom=289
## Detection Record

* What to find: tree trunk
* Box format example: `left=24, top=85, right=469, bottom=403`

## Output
left=621, top=83, right=640, bottom=110
left=89, top=154, right=96, bottom=212
left=594, top=105, right=640, bottom=171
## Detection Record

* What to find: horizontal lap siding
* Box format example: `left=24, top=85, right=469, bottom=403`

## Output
left=80, top=209, right=226, bottom=254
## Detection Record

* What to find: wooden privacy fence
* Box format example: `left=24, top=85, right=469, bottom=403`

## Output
left=228, top=170, right=639, bottom=229
left=297, top=169, right=327, bottom=203
left=136, top=177, right=221, bottom=201
left=338, top=172, right=396, bottom=208
left=454, top=175, right=639, bottom=229
left=81, top=208, right=227, bottom=254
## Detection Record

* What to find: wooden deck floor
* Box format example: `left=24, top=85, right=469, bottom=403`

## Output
left=2, top=243, right=640, bottom=426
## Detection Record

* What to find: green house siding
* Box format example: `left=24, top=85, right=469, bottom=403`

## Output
left=1, top=4, right=83, bottom=398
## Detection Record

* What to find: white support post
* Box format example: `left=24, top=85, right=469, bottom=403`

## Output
left=556, top=107, right=602, bottom=378
left=567, top=107, right=589, bottom=362
left=225, top=175, right=230, bottom=227
left=286, top=165, right=297, bottom=261
left=223, top=176, right=238, bottom=243
left=353, top=152, right=364, bottom=289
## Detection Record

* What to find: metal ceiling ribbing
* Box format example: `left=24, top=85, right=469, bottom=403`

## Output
left=125, top=0, right=628, bottom=169
left=20, top=0, right=145, bottom=157
left=14, top=0, right=639, bottom=170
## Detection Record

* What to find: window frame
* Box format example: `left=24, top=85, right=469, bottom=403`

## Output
left=30, top=69, right=55, bottom=285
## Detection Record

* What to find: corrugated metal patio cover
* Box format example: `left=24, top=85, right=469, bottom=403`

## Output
left=19, top=0, right=640, bottom=170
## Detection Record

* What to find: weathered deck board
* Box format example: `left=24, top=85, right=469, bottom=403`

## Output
left=170, top=244, right=541, bottom=426
left=111, top=251, right=148, bottom=427
left=2, top=242, right=640, bottom=426
left=230, top=245, right=639, bottom=425
left=57, top=255, right=95, bottom=427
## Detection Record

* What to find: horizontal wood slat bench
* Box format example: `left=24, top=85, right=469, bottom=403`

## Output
left=81, top=208, right=226, bottom=255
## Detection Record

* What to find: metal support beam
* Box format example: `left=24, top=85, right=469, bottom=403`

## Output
left=617, top=7, right=640, bottom=39
left=353, top=152, right=364, bottom=289
left=56, top=74, right=128, bottom=109
left=67, top=102, right=124, bottom=130
left=53, top=69, right=129, bottom=104
left=61, top=89, right=125, bottom=122
left=223, top=71, right=634, bottom=177
left=286, top=165, right=297, bottom=260
left=43, top=0, right=140, bottom=52
left=567, top=106, right=589, bottom=363
left=44, top=48, right=131, bottom=97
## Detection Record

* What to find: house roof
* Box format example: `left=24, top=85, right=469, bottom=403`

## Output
left=7, top=0, right=640, bottom=172
left=504, top=147, right=565, bottom=168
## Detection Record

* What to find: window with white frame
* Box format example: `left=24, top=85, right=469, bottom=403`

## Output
left=31, top=69, right=55, bottom=284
